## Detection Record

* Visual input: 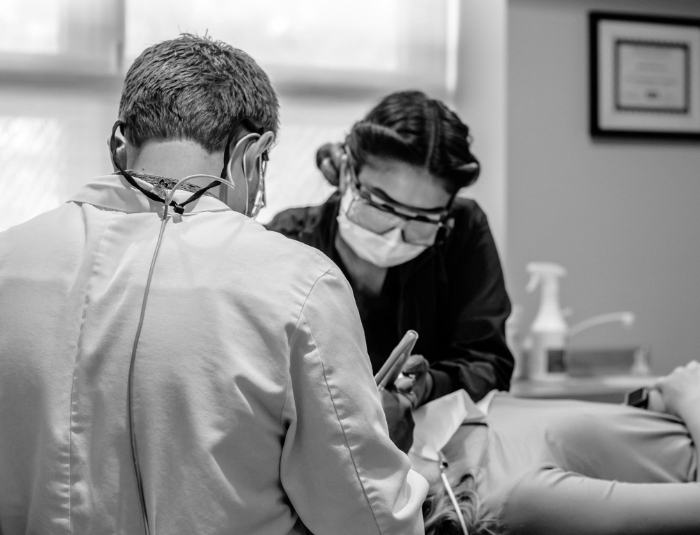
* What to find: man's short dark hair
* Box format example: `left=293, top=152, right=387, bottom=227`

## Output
left=119, top=34, right=279, bottom=153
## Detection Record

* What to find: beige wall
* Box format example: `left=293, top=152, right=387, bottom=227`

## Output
left=506, top=0, right=700, bottom=373
left=454, top=0, right=508, bottom=255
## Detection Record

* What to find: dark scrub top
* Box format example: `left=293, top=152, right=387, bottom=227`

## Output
left=446, top=394, right=699, bottom=534
left=267, top=192, right=514, bottom=402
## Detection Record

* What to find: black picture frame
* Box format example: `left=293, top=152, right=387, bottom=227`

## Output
left=590, top=12, right=700, bottom=139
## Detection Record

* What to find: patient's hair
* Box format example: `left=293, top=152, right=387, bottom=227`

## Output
left=423, top=473, right=502, bottom=535
left=345, top=90, right=480, bottom=194
left=119, top=33, right=279, bottom=153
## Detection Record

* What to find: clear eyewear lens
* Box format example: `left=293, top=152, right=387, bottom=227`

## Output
left=345, top=164, right=443, bottom=245
left=347, top=197, right=440, bottom=245
left=346, top=196, right=403, bottom=233
left=402, top=219, right=441, bottom=245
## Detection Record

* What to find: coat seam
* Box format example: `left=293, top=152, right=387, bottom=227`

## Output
left=300, top=311, right=384, bottom=534
left=67, top=209, right=113, bottom=532
left=278, top=267, right=332, bottom=426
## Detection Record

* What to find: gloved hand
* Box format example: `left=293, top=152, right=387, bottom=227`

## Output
left=394, top=354, right=434, bottom=409
left=380, top=388, right=415, bottom=453
left=315, top=142, right=345, bottom=187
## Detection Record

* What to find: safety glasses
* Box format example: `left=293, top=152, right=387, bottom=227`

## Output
left=344, top=160, right=450, bottom=246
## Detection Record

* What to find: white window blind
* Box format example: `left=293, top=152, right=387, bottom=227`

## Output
left=0, top=0, right=459, bottom=230
left=125, top=0, right=454, bottom=95
left=0, top=0, right=122, bottom=75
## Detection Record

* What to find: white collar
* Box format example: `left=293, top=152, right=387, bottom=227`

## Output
left=69, top=174, right=233, bottom=216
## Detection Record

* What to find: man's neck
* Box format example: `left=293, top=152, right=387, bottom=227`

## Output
left=129, top=140, right=225, bottom=186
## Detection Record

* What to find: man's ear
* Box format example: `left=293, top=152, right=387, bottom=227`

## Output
left=246, top=130, right=275, bottom=171
left=221, top=131, right=275, bottom=213
left=109, top=125, right=129, bottom=172
left=226, top=130, right=275, bottom=182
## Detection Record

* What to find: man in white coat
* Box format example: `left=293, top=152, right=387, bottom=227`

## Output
left=0, top=34, right=427, bottom=534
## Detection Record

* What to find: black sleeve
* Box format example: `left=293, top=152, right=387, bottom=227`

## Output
left=265, top=198, right=337, bottom=254
left=265, top=207, right=311, bottom=239
left=428, top=202, right=514, bottom=402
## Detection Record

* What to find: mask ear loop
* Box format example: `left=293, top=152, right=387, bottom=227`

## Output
left=434, top=182, right=460, bottom=246
left=228, top=133, right=262, bottom=217
left=439, top=452, right=469, bottom=535
left=339, top=148, right=356, bottom=193
left=247, top=151, right=268, bottom=219
left=242, top=143, right=251, bottom=216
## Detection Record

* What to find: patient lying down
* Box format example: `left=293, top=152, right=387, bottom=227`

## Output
left=410, top=361, right=700, bottom=535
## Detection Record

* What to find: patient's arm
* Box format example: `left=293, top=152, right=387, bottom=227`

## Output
left=654, top=361, right=700, bottom=473
left=501, top=466, right=700, bottom=535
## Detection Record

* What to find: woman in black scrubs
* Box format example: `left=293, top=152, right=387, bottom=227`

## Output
left=268, top=90, right=513, bottom=446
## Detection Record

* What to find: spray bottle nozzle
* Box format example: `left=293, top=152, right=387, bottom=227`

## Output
left=526, top=262, right=567, bottom=293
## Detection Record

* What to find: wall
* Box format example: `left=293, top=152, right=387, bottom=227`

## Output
left=506, top=0, right=700, bottom=374
left=454, top=0, right=508, bottom=257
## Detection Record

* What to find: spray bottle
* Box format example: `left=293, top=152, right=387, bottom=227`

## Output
left=526, top=262, right=568, bottom=380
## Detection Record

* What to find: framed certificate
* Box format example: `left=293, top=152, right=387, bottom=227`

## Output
left=590, top=12, right=700, bottom=139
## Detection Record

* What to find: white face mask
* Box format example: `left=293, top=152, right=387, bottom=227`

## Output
left=336, top=189, right=428, bottom=268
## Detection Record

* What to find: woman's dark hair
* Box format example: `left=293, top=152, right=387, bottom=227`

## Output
left=345, top=90, right=480, bottom=194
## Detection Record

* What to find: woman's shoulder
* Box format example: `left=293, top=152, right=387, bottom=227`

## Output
left=451, top=197, right=489, bottom=228
left=266, top=193, right=340, bottom=241
left=266, top=204, right=323, bottom=236
left=440, top=197, right=494, bottom=257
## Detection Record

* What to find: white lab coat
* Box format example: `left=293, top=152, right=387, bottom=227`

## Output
left=0, top=174, right=427, bottom=535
